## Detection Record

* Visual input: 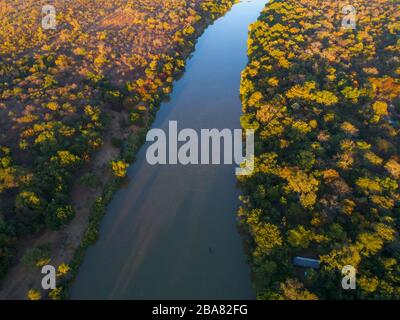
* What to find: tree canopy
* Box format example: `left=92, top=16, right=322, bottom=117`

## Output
left=239, top=0, right=400, bottom=299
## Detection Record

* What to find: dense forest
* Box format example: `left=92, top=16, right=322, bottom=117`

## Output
left=0, top=0, right=234, bottom=297
left=239, top=0, right=400, bottom=299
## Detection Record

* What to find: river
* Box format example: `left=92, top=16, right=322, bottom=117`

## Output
left=70, top=0, right=266, bottom=299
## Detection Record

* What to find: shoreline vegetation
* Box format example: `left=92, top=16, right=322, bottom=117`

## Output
left=65, top=4, right=237, bottom=298
left=238, top=0, right=399, bottom=299
left=0, top=0, right=235, bottom=300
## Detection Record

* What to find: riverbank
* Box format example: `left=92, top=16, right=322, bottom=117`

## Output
left=0, top=1, right=236, bottom=300
left=70, top=0, right=265, bottom=299
left=238, top=0, right=400, bottom=299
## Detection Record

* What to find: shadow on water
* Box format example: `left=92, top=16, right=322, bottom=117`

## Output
left=70, top=0, right=267, bottom=299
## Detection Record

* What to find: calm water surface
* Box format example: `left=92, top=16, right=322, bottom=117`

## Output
left=71, top=0, right=266, bottom=299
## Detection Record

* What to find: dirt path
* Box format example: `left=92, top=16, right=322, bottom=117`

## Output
left=0, top=3, right=235, bottom=299
left=0, top=111, right=124, bottom=299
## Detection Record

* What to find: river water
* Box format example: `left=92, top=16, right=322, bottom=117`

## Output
left=70, top=0, right=266, bottom=299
